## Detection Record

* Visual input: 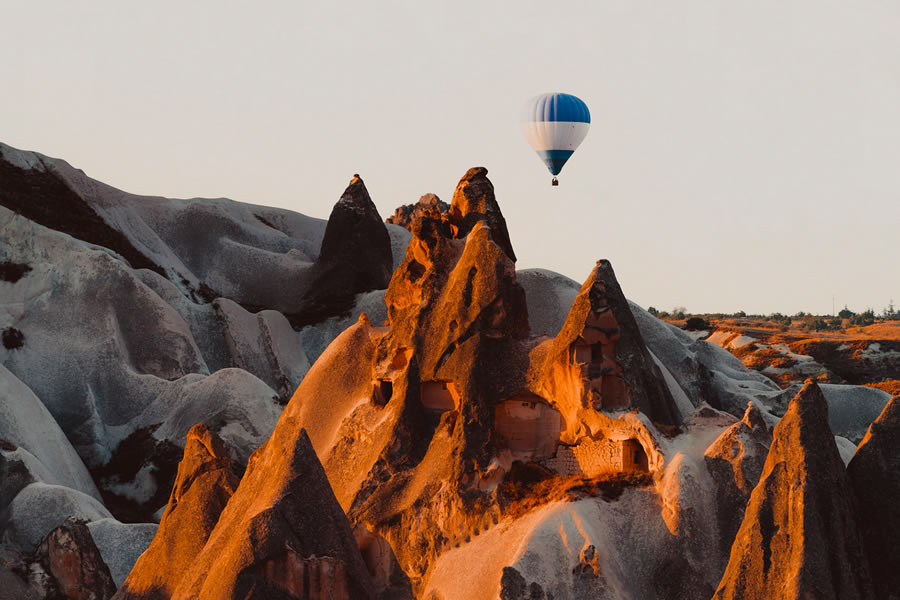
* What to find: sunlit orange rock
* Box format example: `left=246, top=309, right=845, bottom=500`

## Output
left=529, top=259, right=682, bottom=428
left=113, top=424, right=239, bottom=599
left=847, top=395, right=900, bottom=599
left=169, top=425, right=374, bottom=599
left=277, top=167, right=676, bottom=594
left=446, top=166, right=516, bottom=262
left=385, top=193, right=449, bottom=230
left=713, top=380, right=875, bottom=600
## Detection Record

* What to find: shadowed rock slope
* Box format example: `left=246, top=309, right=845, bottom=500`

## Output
left=847, top=396, right=900, bottom=599
left=713, top=380, right=874, bottom=600
left=703, top=402, right=771, bottom=567
left=293, top=175, right=393, bottom=328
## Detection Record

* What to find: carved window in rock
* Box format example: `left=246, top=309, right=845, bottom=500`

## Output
left=494, top=392, right=562, bottom=459
left=620, top=439, right=649, bottom=472
left=420, top=380, right=460, bottom=413
left=372, top=379, right=393, bottom=407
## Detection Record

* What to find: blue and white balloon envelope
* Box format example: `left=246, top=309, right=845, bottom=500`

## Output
left=520, top=93, right=591, bottom=181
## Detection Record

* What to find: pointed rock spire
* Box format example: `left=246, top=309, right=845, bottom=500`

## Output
left=552, top=260, right=682, bottom=425
left=294, top=174, right=393, bottom=327
left=171, top=426, right=374, bottom=599
left=847, top=396, right=900, bottom=599
left=713, top=381, right=875, bottom=600
left=448, top=167, right=516, bottom=262
left=114, top=424, right=240, bottom=599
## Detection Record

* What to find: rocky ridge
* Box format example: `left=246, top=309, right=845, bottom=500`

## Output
left=2, top=143, right=896, bottom=599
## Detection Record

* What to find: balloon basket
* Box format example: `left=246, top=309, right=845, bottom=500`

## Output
left=551, top=177, right=559, bottom=186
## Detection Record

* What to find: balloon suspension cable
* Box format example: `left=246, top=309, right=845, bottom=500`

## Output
left=551, top=177, right=559, bottom=186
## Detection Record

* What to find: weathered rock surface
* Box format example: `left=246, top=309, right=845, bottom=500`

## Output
left=28, top=517, right=117, bottom=600
left=847, top=396, right=900, bottom=599
left=168, top=426, right=374, bottom=599
left=713, top=380, right=875, bottom=599
left=278, top=168, right=681, bottom=597
left=447, top=167, right=516, bottom=262
left=386, top=193, right=449, bottom=230
left=86, top=519, right=157, bottom=589
left=294, top=175, right=394, bottom=328
left=0, top=364, right=100, bottom=501
left=535, top=260, right=682, bottom=426
left=703, top=402, right=771, bottom=568
left=628, top=302, right=782, bottom=417
left=114, top=424, right=240, bottom=599
left=0, top=205, right=282, bottom=521
left=1, top=483, right=112, bottom=552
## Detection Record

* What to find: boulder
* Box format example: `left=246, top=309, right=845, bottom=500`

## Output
left=29, top=517, right=117, bottom=600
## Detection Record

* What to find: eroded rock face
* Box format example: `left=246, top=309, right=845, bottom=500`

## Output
left=114, top=424, right=240, bottom=599
left=167, top=426, right=374, bottom=599
left=29, top=517, right=117, bottom=600
left=847, top=396, right=900, bottom=599
left=713, top=381, right=875, bottom=600
left=447, top=167, right=516, bottom=263
left=532, top=260, right=682, bottom=427
left=704, top=402, right=771, bottom=565
left=278, top=168, right=676, bottom=595
left=386, top=193, right=449, bottom=230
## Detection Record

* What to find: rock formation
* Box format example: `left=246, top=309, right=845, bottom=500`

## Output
left=113, top=424, right=240, bottom=599
left=4, top=141, right=896, bottom=599
left=27, top=517, right=117, bottom=600
left=275, top=167, right=678, bottom=595
left=713, top=380, right=875, bottom=599
left=703, top=401, right=770, bottom=565
left=847, top=396, right=900, bottom=599
left=192, top=425, right=371, bottom=598
left=446, top=167, right=516, bottom=262
left=293, top=175, right=394, bottom=328
left=385, top=193, right=449, bottom=229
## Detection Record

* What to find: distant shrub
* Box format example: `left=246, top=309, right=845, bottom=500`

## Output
left=768, top=313, right=791, bottom=326
left=0, top=261, right=32, bottom=283
left=684, top=317, right=711, bottom=331
left=647, top=306, right=659, bottom=317
left=801, top=315, right=827, bottom=331
left=2, top=327, right=24, bottom=349
left=850, top=310, right=875, bottom=327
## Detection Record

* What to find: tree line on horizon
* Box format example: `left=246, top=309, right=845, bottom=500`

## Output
left=646, top=300, right=899, bottom=332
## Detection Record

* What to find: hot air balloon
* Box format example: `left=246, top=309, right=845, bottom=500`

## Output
left=520, top=92, right=590, bottom=186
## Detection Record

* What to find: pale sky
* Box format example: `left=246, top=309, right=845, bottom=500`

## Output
left=3, top=1, right=898, bottom=316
